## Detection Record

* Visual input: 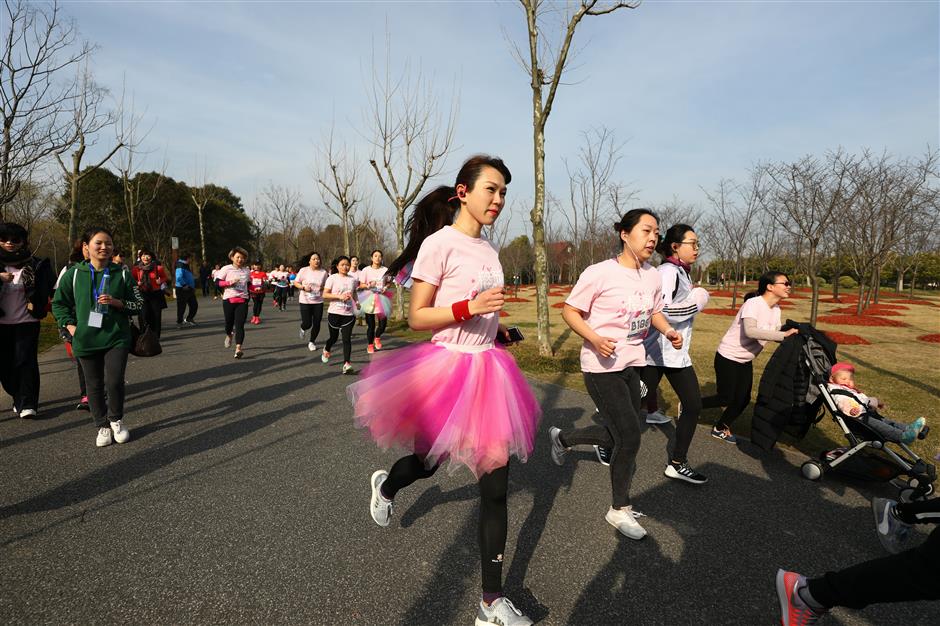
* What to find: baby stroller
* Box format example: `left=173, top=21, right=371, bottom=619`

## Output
left=752, top=323, right=935, bottom=501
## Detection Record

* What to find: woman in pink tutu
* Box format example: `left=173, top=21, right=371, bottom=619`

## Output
left=347, top=155, right=540, bottom=626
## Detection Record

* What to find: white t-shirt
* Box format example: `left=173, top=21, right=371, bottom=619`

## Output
left=717, top=296, right=782, bottom=363
left=566, top=259, right=664, bottom=373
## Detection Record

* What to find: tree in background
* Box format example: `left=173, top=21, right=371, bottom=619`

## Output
left=316, top=125, right=363, bottom=255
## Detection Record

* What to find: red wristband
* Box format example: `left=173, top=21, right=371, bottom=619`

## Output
left=452, top=299, right=472, bottom=322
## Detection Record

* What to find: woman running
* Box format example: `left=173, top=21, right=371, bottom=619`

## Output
left=349, top=155, right=540, bottom=626
left=322, top=255, right=358, bottom=374
left=215, top=247, right=252, bottom=359
left=294, top=252, right=328, bottom=352
left=640, top=224, right=711, bottom=484
left=701, top=270, right=798, bottom=442
left=548, top=209, right=682, bottom=540
left=52, top=227, right=142, bottom=446
left=271, top=264, right=290, bottom=311
left=358, top=249, right=389, bottom=353
left=248, top=261, right=268, bottom=325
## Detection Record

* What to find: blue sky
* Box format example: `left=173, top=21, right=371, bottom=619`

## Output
left=66, top=1, right=938, bottom=238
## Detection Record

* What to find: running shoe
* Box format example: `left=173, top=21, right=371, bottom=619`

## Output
left=19, top=408, right=37, bottom=419
left=776, top=569, right=825, bottom=625
left=901, top=418, right=926, bottom=444
left=872, top=497, right=913, bottom=554
left=185, top=320, right=197, bottom=326
left=475, top=597, right=533, bottom=626
left=367, top=344, right=375, bottom=354
left=76, top=396, right=89, bottom=411
left=299, top=327, right=307, bottom=340
left=224, top=334, right=232, bottom=348
left=307, top=342, right=317, bottom=352
left=664, top=461, right=708, bottom=485
left=342, top=362, right=355, bottom=375
left=605, top=506, right=647, bottom=540
left=321, top=350, right=330, bottom=364
left=710, top=427, right=737, bottom=443
left=594, top=445, right=611, bottom=466
left=96, top=427, right=113, bottom=447
left=548, top=427, right=568, bottom=466
left=374, top=337, right=383, bottom=350
left=369, top=470, right=393, bottom=527
left=234, top=350, right=244, bottom=359
left=645, top=410, right=672, bottom=424
left=110, top=419, right=130, bottom=444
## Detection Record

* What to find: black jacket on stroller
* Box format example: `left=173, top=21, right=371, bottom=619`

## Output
left=751, top=321, right=836, bottom=451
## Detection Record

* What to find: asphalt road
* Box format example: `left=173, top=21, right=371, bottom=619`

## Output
left=1, top=299, right=936, bottom=625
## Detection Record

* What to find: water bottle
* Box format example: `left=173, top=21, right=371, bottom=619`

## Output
left=95, top=273, right=110, bottom=315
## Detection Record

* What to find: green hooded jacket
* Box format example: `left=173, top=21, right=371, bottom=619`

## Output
left=51, top=261, right=143, bottom=357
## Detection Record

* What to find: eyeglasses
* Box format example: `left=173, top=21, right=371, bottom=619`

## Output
left=0, top=237, right=23, bottom=244
left=774, top=281, right=792, bottom=287
left=679, top=240, right=700, bottom=250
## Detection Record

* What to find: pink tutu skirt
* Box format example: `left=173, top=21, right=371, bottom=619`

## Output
left=347, top=342, right=541, bottom=477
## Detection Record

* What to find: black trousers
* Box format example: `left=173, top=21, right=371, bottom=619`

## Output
left=75, top=355, right=86, bottom=397
left=382, top=454, right=509, bottom=594
left=325, top=313, right=354, bottom=362
left=700, top=352, right=753, bottom=429
left=176, top=287, right=198, bottom=323
left=139, top=294, right=164, bottom=337
left=0, top=322, right=41, bottom=411
left=201, top=277, right=210, bottom=297
left=561, top=366, right=643, bottom=508
left=365, top=313, right=387, bottom=344
left=808, top=525, right=940, bottom=609
left=641, top=365, right=702, bottom=463
left=223, top=300, right=249, bottom=345
left=77, top=346, right=129, bottom=428
left=251, top=294, right=265, bottom=318
left=300, top=303, right=324, bottom=343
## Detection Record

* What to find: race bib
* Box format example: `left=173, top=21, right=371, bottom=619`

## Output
left=88, top=311, right=104, bottom=328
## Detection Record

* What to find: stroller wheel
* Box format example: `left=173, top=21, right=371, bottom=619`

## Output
left=801, top=460, right=824, bottom=481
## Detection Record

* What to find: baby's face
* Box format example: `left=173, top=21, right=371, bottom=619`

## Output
left=832, top=370, right=855, bottom=386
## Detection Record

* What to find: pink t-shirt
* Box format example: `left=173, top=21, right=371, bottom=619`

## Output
left=358, top=265, right=388, bottom=290
left=565, top=259, right=664, bottom=373
left=296, top=267, right=328, bottom=304
left=716, top=296, right=782, bottom=363
left=324, top=273, right=358, bottom=316
left=411, top=226, right=503, bottom=346
left=217, top=264, right=251, bottom=301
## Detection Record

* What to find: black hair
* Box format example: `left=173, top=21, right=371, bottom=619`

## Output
left=613, top=208, right=659, bottom=250
left=228, top=246, right=248, bottom=260
left=387, top=154, right=511, bottom=279
left=744, top=270, right=789, bottom=302
left=301, top=251, right=322, bottom=267
left=656, top=223, right=694, bottom=258
left=68, top=239, right=85, bottom=263
left=81, top=226, right=114, bottom=244
left=330, top=255, right=350, bottom=274
left=138, top=247, right=155, bottom=258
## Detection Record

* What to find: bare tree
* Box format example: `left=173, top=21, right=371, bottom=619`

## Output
left=702, top=171, right=764, bottom=309
left=54, top=61, right=123, bottom=244
left=765, top=151, right=856, bottom=324
left=0, top=0, right=93, bottom=216
left=316, top=125, right=362, bottom=255
left=366, top=34, right=457, bottom=319
left=189, top=157, right=215, bottom=263
left=260, top=182, right=307, bottom=264
left=894, top=200, right=939, bottom=295
left=512, top=0, right=638, bottom=355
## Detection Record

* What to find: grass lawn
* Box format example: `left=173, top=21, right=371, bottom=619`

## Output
left=389, top=285, right=940, bottom=462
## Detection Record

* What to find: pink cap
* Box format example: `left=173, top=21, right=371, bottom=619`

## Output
left=830, top=362, right=855, bottom=376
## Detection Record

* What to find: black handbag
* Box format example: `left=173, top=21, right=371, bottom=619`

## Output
left=130, top=320, right=162, bottom=357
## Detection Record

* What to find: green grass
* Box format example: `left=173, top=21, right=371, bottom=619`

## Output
left=39, top=316, right=61, bottom=353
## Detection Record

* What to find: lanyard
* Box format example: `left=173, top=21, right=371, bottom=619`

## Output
left=89, top=265, right=110, bottom=303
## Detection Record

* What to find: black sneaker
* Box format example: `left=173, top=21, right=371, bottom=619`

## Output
left=594, top=445, right=611, bottom=466
left=664, top=461, right=708, bottom=485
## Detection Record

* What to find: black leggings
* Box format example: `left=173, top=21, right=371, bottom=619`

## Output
left=76, top=356, right=86, bottom=397
left=251, top=294, right=265, bottom=317
left=700, top=352, right=753, bottom=430
left=381, top=454, right=509, bottom=594
left=365, top=313, right=387, bottom=344
left=325, top=313, right=354, bottom=362
left=641, top=365, right=702, bottom=463
left=274, top=287, right=288, bottom=308
left=77, top=346, right=128, bottom=428
left=560, top=366, right=642, bottom=508
left=300, top=303, right=324, bottom=343
left=139, top=295, right=164, bottom=338
left=223, top=299, right=249, bottom=345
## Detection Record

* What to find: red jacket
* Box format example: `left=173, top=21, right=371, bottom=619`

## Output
left=131, top=264, right=168, bottom=294
left=249, top=270, right=268, bottom=295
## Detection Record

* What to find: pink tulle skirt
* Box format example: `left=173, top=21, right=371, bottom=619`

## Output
left=347, top=342, right=541, bottom=477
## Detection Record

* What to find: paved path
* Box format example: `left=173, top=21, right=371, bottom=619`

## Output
left=1, top=300, right=935, bottom=625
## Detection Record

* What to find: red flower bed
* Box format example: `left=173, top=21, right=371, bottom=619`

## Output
left=819, top=331, right=871, bottom=346
left=504, top=297, right=531, bottom=303
left=886, top=299, right=940, bottom=307
left=548, top=292, right=567, bottom=297
left=821, top=295, right=859, bottom=304
left=918, top=334, right=940, bottom=343
left=551, top=302, right=566, bottom=309
left=702, top=308, right=738, bottom=316
left=549, top=284, right=572, bottom=291
left=707, top=290, right=736, bottom=298
left=817, top=315, right=908, bottom=327
left=499, top=311, right=509, bottom=317
left=829, top=306, right=904, bottom=316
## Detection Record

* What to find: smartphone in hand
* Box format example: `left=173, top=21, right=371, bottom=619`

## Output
left=496, top=326, right=525, bottom=345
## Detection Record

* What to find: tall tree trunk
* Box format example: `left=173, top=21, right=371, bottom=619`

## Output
left=855, top=278, right=866, bottom=316
left=807, top=244, right=819, bottom=326
left=832, top=255, right=842, bottom=302
left=395, top=199, right=405, bottom=321
left=342, top=212, right=350, bottom=256
left=197, top=203, right=207, bottom=263
left=531, top=120, right=551, bottom=356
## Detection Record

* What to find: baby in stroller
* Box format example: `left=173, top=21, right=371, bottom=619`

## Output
left=828, top=362, right=926, bottom=444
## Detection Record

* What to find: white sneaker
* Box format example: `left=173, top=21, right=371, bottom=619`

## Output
left=308, top=341, right=317, bottom=352
left=605, top=505, right=647, bottom=540
left=224, top=334, right=232, bottom=348
left=321, top=350, right=330, bottom=364
left=96, top=427, right=113, bottom=447
left=548, top=426, right=568, bottom=466
left=299, top=327, right=307, bottom=340
left=18, top=408, right=37, bottom=419
left=110, top=419, right=130, bottom=444
left=370, top=470, right=393, bottom=527
left=342, top=362, right=355, bottom=375
left=645, top=410, right=672, bottom=424
left=475, top=597, right=533, bottom=626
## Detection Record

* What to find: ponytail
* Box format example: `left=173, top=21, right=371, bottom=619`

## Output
left=657, top=223, right=693, bottom=258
